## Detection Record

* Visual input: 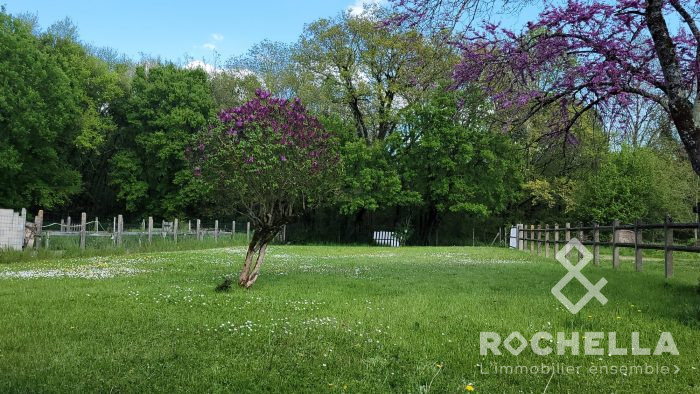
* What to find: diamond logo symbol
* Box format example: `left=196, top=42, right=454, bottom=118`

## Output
left=552, top=238, right=607, bottom=314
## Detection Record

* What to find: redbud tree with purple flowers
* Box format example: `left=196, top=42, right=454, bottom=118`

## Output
left=390, top=0, right=700, bottom=175
left=190, top=90, right=340, bottom=288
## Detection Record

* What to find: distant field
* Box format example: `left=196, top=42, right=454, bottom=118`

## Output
left=0, top=246, right=698, bottom=392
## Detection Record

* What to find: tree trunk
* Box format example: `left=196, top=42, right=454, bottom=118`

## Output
left=238, top=231, right=261, bottom=286
left=238, top=240, right=258, bottom=287
left=645, top=0, right=700, bottom=175
left=237, top=228, right=277, bottom=288
left=243, top=242, right=269, bottom=288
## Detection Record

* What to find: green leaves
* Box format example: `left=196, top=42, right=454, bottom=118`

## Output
left=111, top=64, right=214, bottom=216
left=574, top=147, right=697, bottom=223
left=395, top=89, right=523, bottom=218
left=0, top=12, right=82, bottom=209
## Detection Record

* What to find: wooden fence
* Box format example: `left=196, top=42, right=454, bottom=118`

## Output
left=512, top=216, right=700, bottom=278
left=30, top=210, right=286, bottom=251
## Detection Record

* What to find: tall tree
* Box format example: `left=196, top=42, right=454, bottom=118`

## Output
left=0, top=10, right=83, bottom=209
left=391, top=0, right=700, bottom=175
left=296, top=8, right=454, bottom=143
left=110, top=64, right=214, bottom=216
left=40, top=18, right=128, bottom=214
left=394, top=89, right=523, bottom=240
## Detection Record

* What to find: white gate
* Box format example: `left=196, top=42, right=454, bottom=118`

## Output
left=373, top=231, right=400, bottom=247
left=509, top=225, right=520, bottom=249
left=0, top=208, right=26, bottom=250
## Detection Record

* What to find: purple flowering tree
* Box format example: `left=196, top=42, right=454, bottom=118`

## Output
left=390, top=0, right=700, bottom=175
left=191, top=90, right=340, bottom=288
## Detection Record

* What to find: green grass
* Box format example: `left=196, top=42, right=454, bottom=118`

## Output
left=0, top=245, right=698, bottom=393
left=0, top=233, right=251, bottom=264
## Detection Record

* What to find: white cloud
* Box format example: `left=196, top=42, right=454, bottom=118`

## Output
left=203, top=43, right=216, bottom=50
left=185, top=60, right=220, bottom=75
left=347, top=0, right=384, bottom=16
left=185, top=61, right=260, bottom=81
left=211, top=33, right=224, bottom=41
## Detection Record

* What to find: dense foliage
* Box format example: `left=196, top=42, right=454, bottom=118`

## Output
left=391, top=0, right=700, bottom=176
left=1, top=5, right=698, bottom=245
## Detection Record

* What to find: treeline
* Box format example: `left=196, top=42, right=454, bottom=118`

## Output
left=1, top=8, right=697, bottom=244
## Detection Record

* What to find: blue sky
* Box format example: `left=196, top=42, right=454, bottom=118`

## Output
left=3, top=0, right=542, bottom=66
left=3, top=0, right=382, bottom=63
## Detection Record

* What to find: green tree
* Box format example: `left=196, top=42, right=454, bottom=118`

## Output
left=193, top=91, right=340, bottom=288
left=394, top=89, right=523, bottom=241
left=0, top=10, right=82, bottom=209
left=110, top=64, right=214, bottom=216
left=40, top=19, right=129, bottom=214
left=295, top=8, right=455, bottom=143
left=574, top=147, right=697, bottom=223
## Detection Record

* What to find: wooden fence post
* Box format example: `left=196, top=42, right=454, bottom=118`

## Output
left=565, top=222, right=571, bottom=243
left=518, top=224, right=523, bottom=250
left=593, top=223, right=600, bottom=266
left=196, top=219, right=201, bottom=240
left=80, top=212, right=87, bottom=250
left=554, top=224, right=559, bottom=255
left=67, top=216, right=72, bottom=231
left=60, top=219, right=65, bottom=232
left=664, top=215, right=673, bottom=278
left=577, top=222, right=583, bottom=260
left=282, top=225, right=286, bottom=243
left=174, top=219, right=178, bottom=243
left=95, top=217, right=99, bottom=233
left=148, top=217, right=153, bottom=244
left=232, top=221, right=236, bottom=240
left=544, top=225, right=550, bottom=257
left=141, top=219, right=145, bottom=232
left=112, top=217, right=116, bottom=245
left=530, top=224, right=534, bottom=253
left=612, top=220, right=620, bottom=269
left=522, top=224, right=527, bottom=251
left=35, top=210, right=44, bottom=250
left=215, top=220, right=219, bottom=241
left=117, top=215, right=123, bottom=246
left=634, top=220, right=643, bottom=271
left=246, top=222, right=250, bottom=244
left=188, top=220, right=192, bottom=234
left=536, top=224, right=542, bottom=255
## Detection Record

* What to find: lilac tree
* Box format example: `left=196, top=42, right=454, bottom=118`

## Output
left=391, top=0, right=700, bottom=175
left=191, top=90, right=340, bottom=288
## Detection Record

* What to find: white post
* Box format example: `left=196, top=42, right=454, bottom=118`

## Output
left=117, top=215, right=123, bottom=246
left=148, top=216, right=153, bottom=244
left=80, top=212, right=87, bottom=250
left=174, top=219, right=178, bottom=243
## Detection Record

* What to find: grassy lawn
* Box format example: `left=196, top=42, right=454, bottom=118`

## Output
left=0, top=245, right=698, bottom=392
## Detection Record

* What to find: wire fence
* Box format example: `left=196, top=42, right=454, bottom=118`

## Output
left=26, top=210, right=286, bottom=252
